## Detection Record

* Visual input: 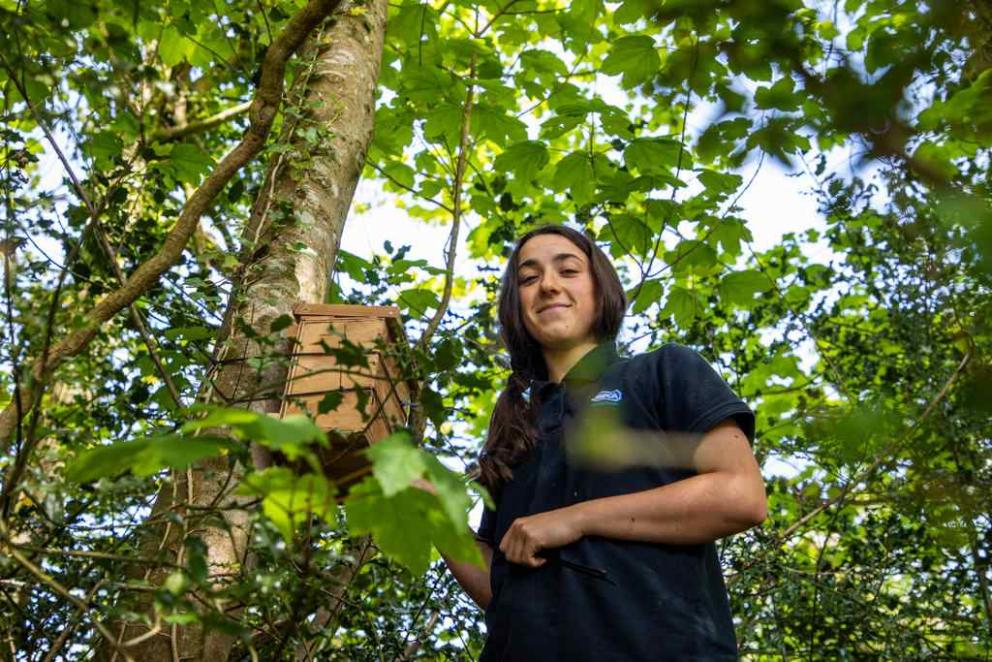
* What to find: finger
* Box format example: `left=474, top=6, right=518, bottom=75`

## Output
left=512, top=534, right=529, bottom=566
left=508, top=534, right=523, bottom=565
left=526, top=542, right=543, bottom=567
left=500, top=531, right=517, bottom=563
left=498, top=531, right=508, bottom=555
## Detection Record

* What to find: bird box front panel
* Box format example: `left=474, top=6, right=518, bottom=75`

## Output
left=280, top=305, right=411, bottom=439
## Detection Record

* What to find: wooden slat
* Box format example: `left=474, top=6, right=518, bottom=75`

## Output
left=284, top=355, right=343, bottom=394
left=281, top=389, right=392, bottom=435
left=293, top=303, right=400, bottom=318
left=295, top=318, right=390, bottom=355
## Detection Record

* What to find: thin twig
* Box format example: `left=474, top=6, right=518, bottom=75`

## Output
left=419, top=53, right=477, bottom=350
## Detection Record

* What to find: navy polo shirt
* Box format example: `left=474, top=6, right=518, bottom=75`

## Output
left=476, top=340, right=755, bottom=661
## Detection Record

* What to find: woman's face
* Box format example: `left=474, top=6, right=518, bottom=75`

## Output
left=516, top=233, right=598, bottom=351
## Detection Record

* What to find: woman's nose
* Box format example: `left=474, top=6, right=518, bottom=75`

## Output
left=539, top=272, right=561, bottom=292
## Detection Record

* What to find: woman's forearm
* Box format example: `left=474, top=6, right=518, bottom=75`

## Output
left=442, top=541, right=493, bottom=610
left=570, top=470, right=767, bottom=546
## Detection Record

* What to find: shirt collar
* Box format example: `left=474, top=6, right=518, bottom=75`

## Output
left=560, top=339, right=620, bottom=386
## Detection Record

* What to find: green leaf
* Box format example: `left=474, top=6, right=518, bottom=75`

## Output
left=168, top=143, right=214, bottom=184
left=389, top=3, right=439, bottom=47
left=553, top=152, right=595, bottom=207
left=270, top=314, right=294, bottom=333
left=46, top=0, right=97, bottom=28
left=159, top=26, right=192, bottom=67
left=624, top=137, right=681, bottom=174
left=163, top=326, right=213, bottom=342
left=615, top=0, right=654, bottom=23
left=747, top=118, right=810, bottom=165
left=423, top=103, right=462, bottom=144
left=605, top=213, right=653, bottom=258
left=317, top=391, right=344, bottom=415
left=718, top=269, right=773, bottom=307
left=519, top=50, right=567, bottom=78
left=383, top=161, right=416, bottom=189
left=163, top=612, right=199, bottom=625
left=345, top=475, right=482, bottom=576
left=494, top=141, right=549, bottom=183
left=398, top=288, right=439, bottom=317
left=569, top=0, right=602, bottom=24
left=666, top=240, right=717, bottom=273
left=629, top=279, right=664, bottom=314
left=164, top=571, right=188, bottom=596
left=423, top=454, right=473, bottom=526
left=601, top=36, right=660, bottom=88
left=239, top=468, right=336, bottom=542
left=540, top=104, right=590, bottom=139
left=754, top=76, right=799, bottom=111
left=918, top=69, right=992, bottom=142
left=336, top=250, right=374, bottom=282
left=474, top=104, right=527, bottom=144
left=662, top=287, right=701, bottom=326
left=697, top=170, right=742, bottom=195
left=345, top=435, right=485, bottom=575
left=67, top=434, right=237, bottom=483
left=367, top=431, right=427, bottom=497
left=710, top=218, right=751, bottom=257
left=183, top=408, right=326, bottom=461
left=419, top=385, right=446, bottom=427
left=345, top=478, right=436, bottom=575
left=912, top=141, right=958, bottom=181
left=432, top=337, right=462, bottom=372
left=86, top=132, right=122, bottom=170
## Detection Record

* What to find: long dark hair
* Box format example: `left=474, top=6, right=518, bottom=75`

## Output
left=478, top=224, right=626, bottom=497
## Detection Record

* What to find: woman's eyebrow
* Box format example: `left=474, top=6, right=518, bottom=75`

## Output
left=517, top=252, right=584, bottom=270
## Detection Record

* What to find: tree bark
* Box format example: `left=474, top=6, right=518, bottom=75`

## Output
left=104, top=1, right=389, bottom=659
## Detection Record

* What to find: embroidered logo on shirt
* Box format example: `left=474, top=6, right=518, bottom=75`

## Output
left=589, top=388, right=623, bottom=404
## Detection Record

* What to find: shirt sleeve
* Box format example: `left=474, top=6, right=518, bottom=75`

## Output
left=476, top=504, right=497, bottom=545
left=652, top=343, right=755, bottom=443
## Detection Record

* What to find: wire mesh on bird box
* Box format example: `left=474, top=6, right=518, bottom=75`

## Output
left=279, top=303, right=415, bottom=493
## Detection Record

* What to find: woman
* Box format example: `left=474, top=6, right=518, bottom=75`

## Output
left=433, top=224, right=766, bottom=660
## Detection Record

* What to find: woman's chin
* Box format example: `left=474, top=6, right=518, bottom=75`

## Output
left=536, top=333, right=590, bottom=350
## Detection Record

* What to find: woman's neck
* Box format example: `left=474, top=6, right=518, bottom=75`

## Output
left=543, top=339, right=599, bottom=383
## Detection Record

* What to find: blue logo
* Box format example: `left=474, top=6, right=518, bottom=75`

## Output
left=589, top=389, right=623, bottom=404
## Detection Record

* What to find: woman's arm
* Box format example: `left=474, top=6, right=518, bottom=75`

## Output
left=497, top=419, right=766, bottom=568
left=411, top=478, right=493, bottom=610
left=441, top=542, right=493, bottom=610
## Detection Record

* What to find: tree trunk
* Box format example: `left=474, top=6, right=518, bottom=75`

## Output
left=103, top=1, right=389, bottom=659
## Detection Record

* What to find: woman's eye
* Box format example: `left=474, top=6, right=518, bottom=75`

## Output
left=562, top=269, right=578, bottom=275
left=520, top=276, right=536, bottom=285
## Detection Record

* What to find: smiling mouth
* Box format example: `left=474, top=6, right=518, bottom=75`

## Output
left=538, top=304, right=570, bottom=313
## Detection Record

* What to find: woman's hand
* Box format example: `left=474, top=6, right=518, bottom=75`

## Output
left=499, top=506, right=584, bottom=568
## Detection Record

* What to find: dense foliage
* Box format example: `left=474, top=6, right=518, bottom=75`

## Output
left=0, top=0, right=989, bottom=659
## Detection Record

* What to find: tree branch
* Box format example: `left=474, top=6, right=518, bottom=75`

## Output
left=151, top=100, right=252, bottom=142
left=0, top=0, right=345, bottom=450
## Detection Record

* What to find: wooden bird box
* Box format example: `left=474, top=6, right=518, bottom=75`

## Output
left=279, top=303, right=416, bottom=494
